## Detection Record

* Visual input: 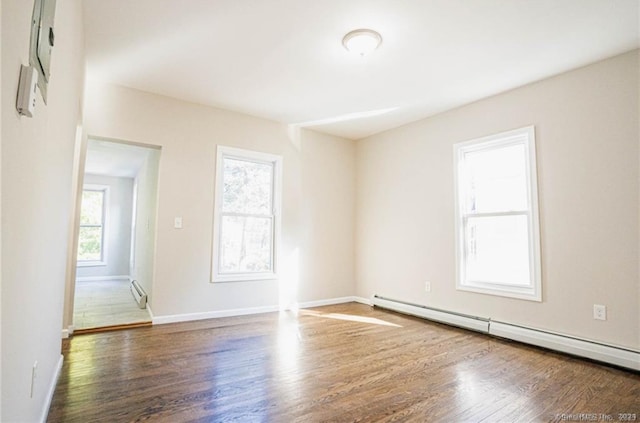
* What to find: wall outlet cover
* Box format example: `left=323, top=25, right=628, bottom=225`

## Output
left=593, top=304, right=606, bottom=321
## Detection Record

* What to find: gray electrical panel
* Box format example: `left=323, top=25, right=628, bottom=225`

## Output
left=29, top=0, right=56, bottom=103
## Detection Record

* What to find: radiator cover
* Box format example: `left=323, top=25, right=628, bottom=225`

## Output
left=130, top=280, right=147, bottom=309
left=372, top=295, right=639, bottom=371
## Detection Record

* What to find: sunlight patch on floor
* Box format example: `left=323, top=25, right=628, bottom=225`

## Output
left=299, top=309, right=402, bottom=327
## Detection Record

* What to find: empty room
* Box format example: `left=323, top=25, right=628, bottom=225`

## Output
left=1, top=0, right=639, bottom=422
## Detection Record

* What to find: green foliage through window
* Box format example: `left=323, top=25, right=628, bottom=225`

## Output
left=220, top=157, right=274, bottom=273
left=77, top=189, right=105, bottom=261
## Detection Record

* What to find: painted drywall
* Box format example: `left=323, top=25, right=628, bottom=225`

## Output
left=62, top=126, right=86, bottom=335
left=356, top=50, right=639, bottom=350
left=1, top=0, right=85, bottom=421
left=82, top=81, right=356, bottom=318
left=0, top=1, right=3, bottom=418
left=76, top=174, right=134, bottom=279
left=130, top=148, right=160, bottom=302
left=297, top=130, right=356, bottom=304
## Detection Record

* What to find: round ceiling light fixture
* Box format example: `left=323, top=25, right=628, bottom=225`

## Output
left=342, top=29, right=382, bottom=56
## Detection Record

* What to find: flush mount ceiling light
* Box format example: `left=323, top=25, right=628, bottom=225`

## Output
left=342, top=29, right=382, bottom=56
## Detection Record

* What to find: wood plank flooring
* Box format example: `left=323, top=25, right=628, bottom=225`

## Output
left=48, top=303, right=640, bottom=422
left=73, top=279, right=151, bottom=330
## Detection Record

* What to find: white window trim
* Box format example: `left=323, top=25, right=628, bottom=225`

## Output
left=211, top=146, right=282, bottom=283
left=77, top=184, right=109, bottom=267
left=453, top=126, right=542, bottom=301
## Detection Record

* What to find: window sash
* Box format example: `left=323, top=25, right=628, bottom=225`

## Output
left=221, top=155, right=275, bottom=215
left=461, top=212, right=532, bottom=287
left=218, top=213, right=275, bottom=275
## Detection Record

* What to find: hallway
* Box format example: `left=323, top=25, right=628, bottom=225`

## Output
left=73, top=279, right=151, bottom=330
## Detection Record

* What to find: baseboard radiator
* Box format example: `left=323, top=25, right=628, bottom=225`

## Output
left=372, top=295, right=640, bottom=371
left=130, top=280, right=147, bottom=309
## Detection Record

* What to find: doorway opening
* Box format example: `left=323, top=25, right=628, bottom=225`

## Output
left=73, top=138, right=160, bottom=332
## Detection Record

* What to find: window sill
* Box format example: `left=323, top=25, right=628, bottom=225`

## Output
left=77, top=260, right=107, bottom=267
left=456, top=282, right=541, bottom=302
left=212, top=272, right=278, bottom=283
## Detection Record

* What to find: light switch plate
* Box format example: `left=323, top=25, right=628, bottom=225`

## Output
left=174, top=217, right=183, bottom=229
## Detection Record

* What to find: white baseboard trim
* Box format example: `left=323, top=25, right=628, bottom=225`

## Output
left=490, top=321, right=640, bottom=371
left=40, top=354, right=63, bottom=423
left=152, top=296, right=366, bottom=325
left=352, top=296, right=373, bottom=306
left=153, top=304, right=280, bottom=325
left=372, top=295, right=640, bottom=371
left=296, top=296, right=361, bottom=309
left=75, top=275, right=131, bottom=282
left=61, top=325, right=74, bottom=339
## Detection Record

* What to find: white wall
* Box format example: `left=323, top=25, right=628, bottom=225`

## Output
left=130, top=149, right=160, bottom=302
left=0, top=1, right=3, bottom=418
left=298, top=130, right=356, bottom=303
left=1, top=0, right=85, bottom=421
left=356, top=50, right=639, bottom=350
left=76, top=174, right=134, bottom=279
left=82, top=81, right=357, bottom=318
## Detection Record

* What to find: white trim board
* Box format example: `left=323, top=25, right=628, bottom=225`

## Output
left=40, top=354, right=63, bottom=423
left=153, top=304, right=281, bottom=325
left=61, top=325, right=74, bottom=339
left=296, top=296, right=367, bottom=309
left=75, top=275, right=130, bottom=282
left=152, top=296, right=368, bottom=325
left=372, top=295, right=640, bottom=371
left=352, top=296, right=372, bottom=306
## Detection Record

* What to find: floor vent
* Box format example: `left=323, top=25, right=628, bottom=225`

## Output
left=130, top=280, right=147, bottom=309
left=372, top=295, right=640, bottom=371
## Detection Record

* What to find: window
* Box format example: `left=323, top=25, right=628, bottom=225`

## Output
left=454, top=126, right=541, bottom=301
left=212, top=146, right=282, bottom=282
left=77, top=185, right=108, bottom=266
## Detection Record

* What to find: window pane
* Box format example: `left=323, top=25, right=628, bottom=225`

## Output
left=220, top=215, right=272, bottom=273
left=465, top=215, right=530, bottom=286
left=222, top=158, right=273, bottom=215
left=80, top=190, right=104, bottom=225
left=464, top=143, right=528, bottom=213
left=78, top=226, right=102, bottom=261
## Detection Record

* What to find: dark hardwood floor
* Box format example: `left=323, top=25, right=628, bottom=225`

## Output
left=47, top=303, right=640, bottom=422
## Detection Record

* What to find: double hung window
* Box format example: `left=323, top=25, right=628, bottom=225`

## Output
left=454, top=126, right=541, bottom=301
left=212, top=146, right=282, bottom=282
left=77, top=185, right=108, bottom=265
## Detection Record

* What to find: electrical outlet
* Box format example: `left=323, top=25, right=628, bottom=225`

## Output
left=30, top=361, right=38, bottom=398
left=593, top=304, right=607, bottom=321
left=174, top=217, right=183, bottom=229
left=424, top=282, right=431, bottom=292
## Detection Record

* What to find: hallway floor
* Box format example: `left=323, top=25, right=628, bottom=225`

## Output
left=73, top=279, right=151, bottom=330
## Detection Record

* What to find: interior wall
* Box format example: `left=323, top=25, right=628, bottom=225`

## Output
left=298, top=130, right=356, bottom=304
left=62, top=125, right=86, bottom=334
left=82, top=81, right=357, bottom=318
left=76, top=174, right=134, bottom=279
left=1, top=0, right=85, bottom=421
left=130, top=149, right=160, bottom=303
left=0, top=1, right=3, bottom=417
left=356, top=50, right=639, bottom=350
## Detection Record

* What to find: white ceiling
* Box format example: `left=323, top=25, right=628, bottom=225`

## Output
left=83, top=0, right=639, bottom=140
left=85, top=139, right=152, bottom=178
